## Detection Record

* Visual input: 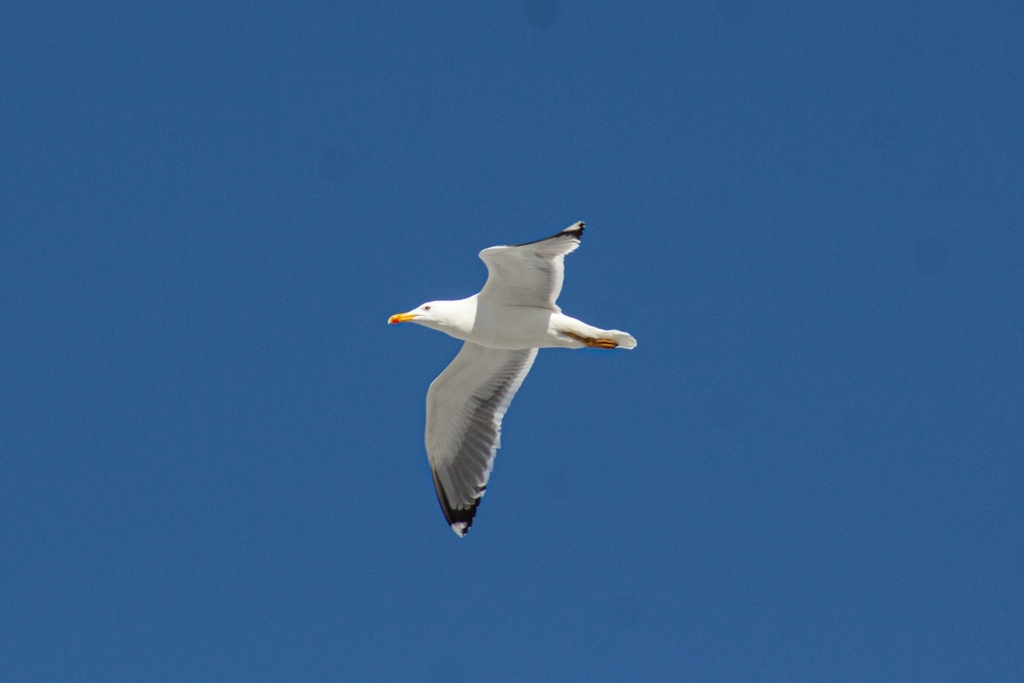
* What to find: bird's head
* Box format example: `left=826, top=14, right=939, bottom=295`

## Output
left=388, top=301, right=449, bottom=330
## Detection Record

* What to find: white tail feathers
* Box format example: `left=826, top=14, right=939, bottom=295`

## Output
left=549, top=314, right=637, bottom=350
left=609, top=330, right=637, bottom=349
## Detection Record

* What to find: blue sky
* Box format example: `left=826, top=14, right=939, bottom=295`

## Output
left=1, top=1, right=1022, bottom=681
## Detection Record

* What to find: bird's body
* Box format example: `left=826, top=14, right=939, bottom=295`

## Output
left=404, top=295, right=632, bottom=351
left=389, top=222, right=636, bottom=536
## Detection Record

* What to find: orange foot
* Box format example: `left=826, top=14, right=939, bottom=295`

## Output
left=563, top=332, right=619, bottom=349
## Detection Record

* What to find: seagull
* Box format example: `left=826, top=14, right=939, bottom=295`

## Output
left=389, top=222, right=637, bottom=536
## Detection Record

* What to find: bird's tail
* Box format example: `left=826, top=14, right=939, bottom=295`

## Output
left=551, top=314, right=638, bottom=350
left=606, top=329, right=637, bottom=349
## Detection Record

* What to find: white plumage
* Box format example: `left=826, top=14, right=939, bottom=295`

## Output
left=389, top=222, right=636, bottom=536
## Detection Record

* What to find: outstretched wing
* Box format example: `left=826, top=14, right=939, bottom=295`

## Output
left=478, top=221, right=584, bottom=311
left=425, top=342, right=538, bottom=536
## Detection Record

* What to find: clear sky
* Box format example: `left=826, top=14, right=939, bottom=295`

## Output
left=1, top=2, right=1022, bottom=681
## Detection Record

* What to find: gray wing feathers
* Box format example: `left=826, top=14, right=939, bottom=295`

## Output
left=425, top=342, right=538, bottom=535
left=477, top=222, right=584, bottom=310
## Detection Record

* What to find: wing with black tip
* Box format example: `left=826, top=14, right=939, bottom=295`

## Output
left=425, top=342, right=538, bottom=536
left=477, top=222, right=584, bottom=311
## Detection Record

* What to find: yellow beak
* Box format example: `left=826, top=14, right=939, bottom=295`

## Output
left=388, top=312, right=416, bottom=324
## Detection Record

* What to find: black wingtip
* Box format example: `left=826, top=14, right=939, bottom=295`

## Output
left=432, top=471, right=482, bottom=537
left=512, top=221, right=585, bottom=247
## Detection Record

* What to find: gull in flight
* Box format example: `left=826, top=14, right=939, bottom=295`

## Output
left=389, top=222, right=636, bottom=536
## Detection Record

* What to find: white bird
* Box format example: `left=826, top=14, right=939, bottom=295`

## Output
left=389, top=222, right=637, bottom=536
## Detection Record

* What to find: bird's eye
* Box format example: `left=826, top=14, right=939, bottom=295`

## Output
left=424, top=305, right=431, bottom=311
